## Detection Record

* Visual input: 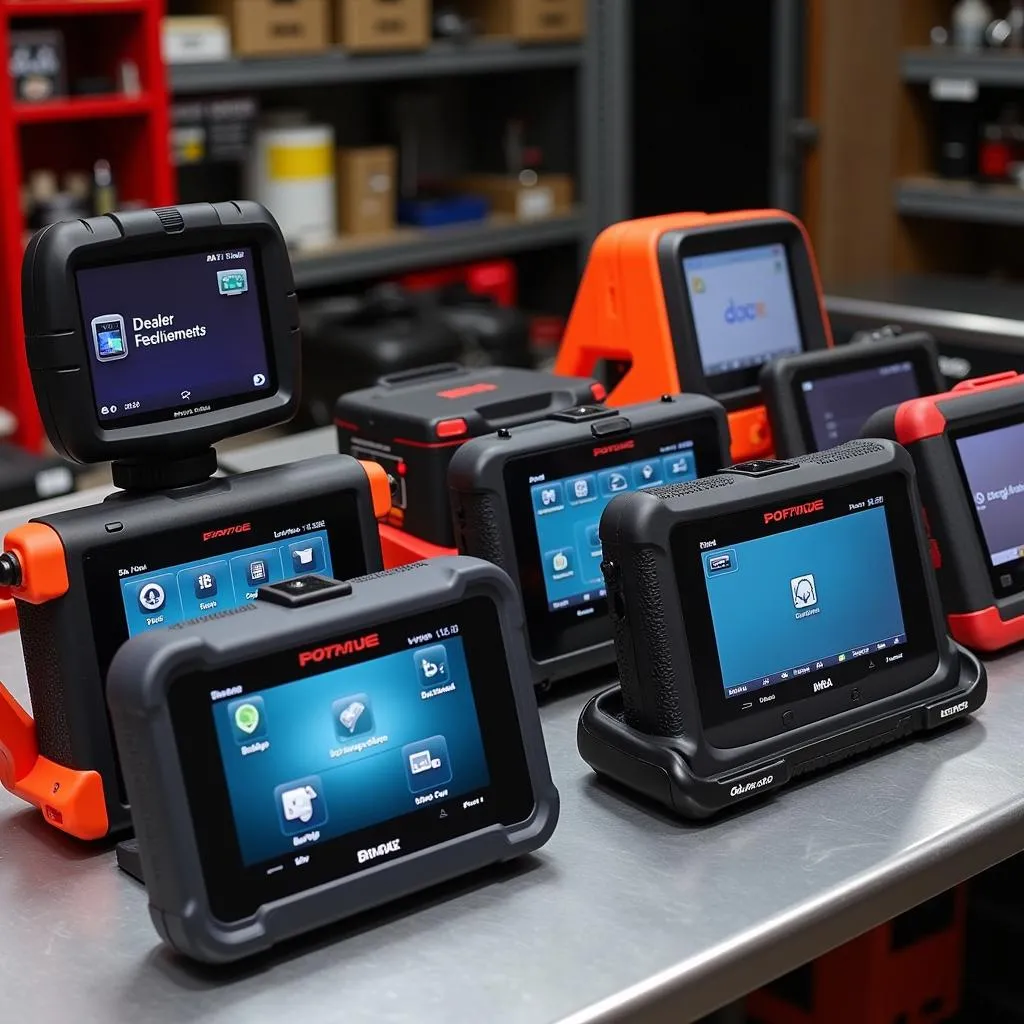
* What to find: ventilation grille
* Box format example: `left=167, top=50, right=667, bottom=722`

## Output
left=357, top=562, right=422, bottom=584
left=650, top=474, right=736, bottom=502
left=170, top=603, right=259, bottom=631
left=155, top=207, right=185, bottom=233
left=457, top=493, right=509, bottom=568
left=796, top=440, right=884, bottom=465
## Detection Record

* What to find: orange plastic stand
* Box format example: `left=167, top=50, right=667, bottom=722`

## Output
left=555, top=209, right=832, bottom=462
left=0, top=522, right=108, bottom=839
left=380, top=523, right=455, bottom=568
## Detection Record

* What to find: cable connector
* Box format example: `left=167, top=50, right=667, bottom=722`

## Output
left=0, top=551, right=22, bottom=589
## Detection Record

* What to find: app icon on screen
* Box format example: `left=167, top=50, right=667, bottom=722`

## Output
left=193, top=569, right=218, bottom=599
left=217, top=268, right=249, bottom=296
left=228, top=696, right=266, bottom=744
left=532, top=482, right=564, bottom=513
left=568, top=475, right=597, bottom=503
left=137, top=582, right=166, bottom=613
left=247, top=559, right=269, bottom=586
left=599, top=470, right=629, bottom=496
left=632, top=461, right=663, bottom=488
left=275, top=776, right=327, bottom=835
left=586, top=524, right=601, bottom=548
left=664, top=452, right=695, bottom=481
left=287, top=536, right=325, bottom=575
left=791, top=574, right=818, bottom=610
left=414, top=644, right=450, bottom=687
left=332, top=693, right=374, bottom=738
left=546, top=547, right=575, bottom=579
left=402, top=735, right=452, bottom=793
left=91, top=314, right=128, bottom=362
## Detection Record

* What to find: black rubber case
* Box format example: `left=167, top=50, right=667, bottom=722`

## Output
left=580, top=441, right=986, bottom=818
left=761, top=331, right=944, bottom=457
left=448, top=394, right=731, bottom=687
left=335, top=364, right=601, bottom=547
left=17, top=455, right=383, bottom=835
left=107, top=556, right=558, bottom=963
left=22, top=201, right=299, bottom=465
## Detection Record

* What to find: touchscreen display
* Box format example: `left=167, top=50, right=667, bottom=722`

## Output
left=955, top=418, right=1024, bottom=596
left=505, top=417, right=726, bottom=666
left=530, top=443, right=697, bottom=612
left=119, top=528, right=333, bottom=636
left=76, top=246, right=273, bottom=427
left=683, top=244, right=803, bottom=378
left=672, top=474, right=937, bottom=734
left=799, top=360, right=921, bottom=450
left=704, top=504, right=906, bottom=698
left=214, top=633, right=489, bottom=867
left=170, top=597, right=535, bottom=922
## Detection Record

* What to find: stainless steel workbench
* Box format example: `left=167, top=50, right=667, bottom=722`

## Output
left=1, top=432, right=1023, bottom=1023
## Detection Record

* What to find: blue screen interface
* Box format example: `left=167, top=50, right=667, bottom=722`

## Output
left=703, top=504, right=907, bottom=697
left=683, top=244, right=803, bottom=377
left=119, top=527, right=333, bottom=637
left=531, top=442, right=698, bottom=611
left=212, top=635, right=490, bottom=866
left=77, top=246, right=272, bottom=424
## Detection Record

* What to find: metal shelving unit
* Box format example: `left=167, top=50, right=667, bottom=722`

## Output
left=170, top=40, right=583, bottom=94
left=290, top=210, right=584, bottom=289
left=895, top=176, right=1024, bottom=226
left=901, top=47, right=1024, bottom=88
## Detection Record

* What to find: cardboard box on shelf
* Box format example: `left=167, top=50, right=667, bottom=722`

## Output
left=335, top=0, right=429, bottom=52
left=162, top=16, right=232, bottom=64
left=336, top=146, right=397, bottom=236
left=453, top=174, right=573, bottom=221
left=198, top=0, right=329, bottom=57
left=457, top=0, right=584, bottom=42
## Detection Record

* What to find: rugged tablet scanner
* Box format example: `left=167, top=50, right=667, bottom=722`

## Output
left=449, top=394, right=730, bottom=687
left=108, top=557, right=558, bottom=962
left=555, top=209, right=832, bottom=462
left=579, top=440, right=985, bottom=818
left=761, top=331, right=944, bottom=457
left=864, top=371, right=1024, bottom=652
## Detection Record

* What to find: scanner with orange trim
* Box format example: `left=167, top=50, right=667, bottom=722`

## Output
left=0, top=202, right=391, bottom=839
left=555, top=209, right=833, bottom=462
left=864, top=371, right=1024, bottom=653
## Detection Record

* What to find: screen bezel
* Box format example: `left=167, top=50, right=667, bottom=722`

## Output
left=658, top=219, right=828, bottom=405
left=791, top=347, right=938, bottom=452
left=950, top=409, right=1024, bottom=600
left=504, top=417, right=727, bottom=665
left=168, top=595, right=535, bottom=924
left=670, top=473, right=939, bottom=748
left=75, top=244, right=278, bottom=431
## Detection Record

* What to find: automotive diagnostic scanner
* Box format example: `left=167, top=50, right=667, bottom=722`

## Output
left=761, top=331, right=944, bottom=458
left=0, top=202, right=392, bottom=840
left=336, top=364, right=604, bottom=549
left=554, top=210, right=832, bottom=463
left=448, top=394, right=730, bottom=688
left=107, top=558, right=558, bottom=963
left=864, top=371, right=1024, bottom=652
left=579, top=441, right=985, bottom=818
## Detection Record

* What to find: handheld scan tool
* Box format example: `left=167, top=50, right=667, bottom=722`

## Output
left=449, top=394, right=731, bottom=687
left=0, top=202, right=391, bottom=839
left=335, top=364, right=603, bottom=549
left=555, top=210, right=832, bottom=463
left=864, top=371, right=1024, bottom=652
left=107, top=557, right=558, bottom=963
left=761, top=331, right=944, bottom=458
left=579, top=441, right=985, bottom=818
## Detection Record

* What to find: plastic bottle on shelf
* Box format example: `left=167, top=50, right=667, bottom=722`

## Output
left=91, top=159, right=117, bottom=216
left=1009, top=0, right=1024, bottom=48
left=952, top=0, right=992, bottom=49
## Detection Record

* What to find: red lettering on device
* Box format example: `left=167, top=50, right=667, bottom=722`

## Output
left=299, top=633, right=381, bottom=667
left=763, top=498, right=824, bottom=525
left=202, top=522, right=252, bottom=542
left=593, top=439, right=636, bottom=458
left=436, top=383, right=497, bottom=400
